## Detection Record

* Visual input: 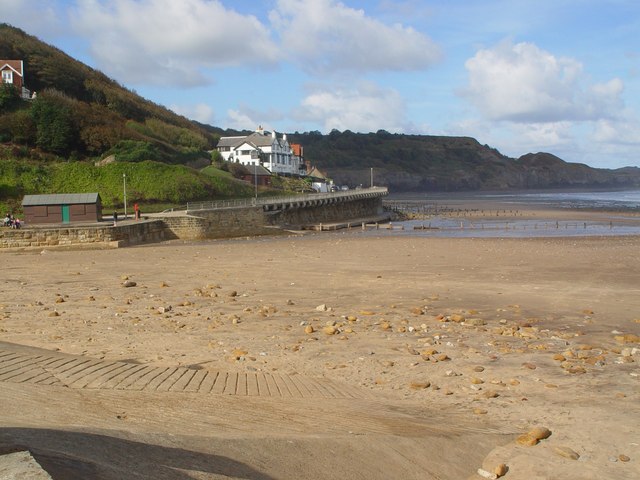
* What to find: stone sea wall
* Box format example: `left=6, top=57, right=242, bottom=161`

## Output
left=161, top=207, right=275, bottom=240
left=265, top=197, right=384, bottom=227
left=0, top=220, right=166, bottom=250
left=0, top=191, right=387, bottom=250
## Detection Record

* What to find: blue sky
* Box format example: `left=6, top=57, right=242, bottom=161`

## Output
left=2, top=0, right=639, bottom=168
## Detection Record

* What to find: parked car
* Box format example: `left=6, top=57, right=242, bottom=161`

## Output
left=340, top=185, right=349, bottom=191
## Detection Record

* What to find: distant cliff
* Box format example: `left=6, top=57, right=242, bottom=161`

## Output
left=291, top=130, right=640, bottom=192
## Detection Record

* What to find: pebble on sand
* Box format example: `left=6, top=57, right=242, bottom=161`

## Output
left=615, top=334, right=640, bottom=344
left=477, top=468, right=497, bottom=479
left=529, top=426, right=552, bottom=440
left=494, top=463, right=508, bottom=477
left=516, top=434, right=539, bottom=446
left=323, top=325, right=338, bottom=335
left=409, top=381, right=430, bottom=389
left=554, top=446, right=580, bottom=460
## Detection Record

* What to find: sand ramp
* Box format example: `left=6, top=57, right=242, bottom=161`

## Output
left=0, top=345, right=366, bottom=399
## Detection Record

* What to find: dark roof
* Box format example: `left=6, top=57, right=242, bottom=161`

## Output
left=218, top=132, right=282, bottom=150
left=244, top=165, right=272, bottom=176
left=22, top=193, right=101, bottom=206
left=245, top=132, right=275, bottom=148
left=217, top=136, right=245, bottom=148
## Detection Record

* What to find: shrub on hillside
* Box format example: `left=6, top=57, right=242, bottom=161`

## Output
left=30, top=89, right=77, bottom=155
left=105, top=140, right=163, bottom=162
left=228, top=162, right=250, bottom=179
left=0, top=83, right=20, bottom=110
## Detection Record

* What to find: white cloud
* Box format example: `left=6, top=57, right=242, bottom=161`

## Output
left=512, top=122, right=574, bottom=149
left=169, top=103, right=215, bottom=124
left=225, top=105, right=285, bottom=132
left=463, top=40, right=625, bottom=123
left=592, top=118, right=640, bottom=146
left=293, top=82, right=409, bottom=133
left=0, top=0, right=63, bottom=35
left=269, top=0, right=441, bottom=73
left=71, top=0, right=278, bottom=86
left=226, top=109, right=260, bottom=131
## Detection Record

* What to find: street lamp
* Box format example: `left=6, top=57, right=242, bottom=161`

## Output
left=123, top=173, right=127, bottom=219
left=370, top=167, right=373, bottom=188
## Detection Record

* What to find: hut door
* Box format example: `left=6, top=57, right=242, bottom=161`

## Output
left=62, top=205, right=70, bottom=223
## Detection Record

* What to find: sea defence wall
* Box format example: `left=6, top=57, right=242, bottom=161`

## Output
left=172, top=187, right=388, bottom=239
left=160, top=207, right=275, bottom=240
left=0, top=220, right=167, bottom=250
left=0, top=188, right=388, bottom=249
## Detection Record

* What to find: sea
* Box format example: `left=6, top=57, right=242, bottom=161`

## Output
left=378, top=189, right=640, bottom=239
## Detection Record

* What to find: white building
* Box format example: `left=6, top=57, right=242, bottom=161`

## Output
left=216, top=127, right=304, bottom=176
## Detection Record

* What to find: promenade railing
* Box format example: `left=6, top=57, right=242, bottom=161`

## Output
left=185, top=187, right=388, bottom=213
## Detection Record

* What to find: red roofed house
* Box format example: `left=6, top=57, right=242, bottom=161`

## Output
left=1, top=60, right=30, bottom=98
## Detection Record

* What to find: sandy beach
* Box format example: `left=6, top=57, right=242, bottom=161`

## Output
left=1, top=210, right=639, bottom=479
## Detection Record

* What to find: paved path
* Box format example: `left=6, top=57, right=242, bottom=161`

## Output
left=0, top=345, right=367, bottom=399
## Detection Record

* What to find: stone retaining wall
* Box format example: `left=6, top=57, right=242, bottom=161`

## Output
left=0, top=192, right=387, bottom=249
left=265, top=197, right=384, bottom=227
left=0, top=220, right=166, bottom=250
left=160, top=207, right=272, bottom=240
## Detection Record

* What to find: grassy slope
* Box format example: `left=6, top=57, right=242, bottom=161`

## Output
left=0, top=159, right=254, bottom=215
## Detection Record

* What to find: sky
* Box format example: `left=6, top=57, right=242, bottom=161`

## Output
left=2, top=0, right=640, bottom=169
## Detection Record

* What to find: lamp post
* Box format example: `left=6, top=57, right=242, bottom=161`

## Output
left=370, top=167, right=373, bottom=188
left=123, top=173, right=127, bottom=219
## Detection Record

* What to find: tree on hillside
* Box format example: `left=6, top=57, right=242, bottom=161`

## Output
left=30, top=90, right=76, bottom=155
left=0, top=83, right=20, bottom=110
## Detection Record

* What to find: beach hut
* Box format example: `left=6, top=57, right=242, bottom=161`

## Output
left=22, top=193, right=102, bottom=225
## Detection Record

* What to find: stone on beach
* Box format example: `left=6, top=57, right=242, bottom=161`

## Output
left=409, top=381, right=430, bottom=389
left=494, top=463, right=508, bottom=477
left=323, top=325, right=338, bottom=335
left=529, top=426, right=552, bottom=440
left=615, top=334, right=640, bottom=344
left=477, top=468, right=497, bottom=479
left=554, top=446, right=580, bottom=460
left=516, top=434, right=539, bottom=446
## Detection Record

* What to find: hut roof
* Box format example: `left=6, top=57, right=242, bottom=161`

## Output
left=22, top=193, right=101, bottom=206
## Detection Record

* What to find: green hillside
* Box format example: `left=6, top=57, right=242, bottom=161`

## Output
left=0, top=24, right=255, bottom=213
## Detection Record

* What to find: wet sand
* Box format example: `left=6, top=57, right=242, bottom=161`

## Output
left=1, top=208, right=639, bottom=479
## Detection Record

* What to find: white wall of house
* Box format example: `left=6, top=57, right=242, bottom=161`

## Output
left=218, top=130, right=303, bottom=176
